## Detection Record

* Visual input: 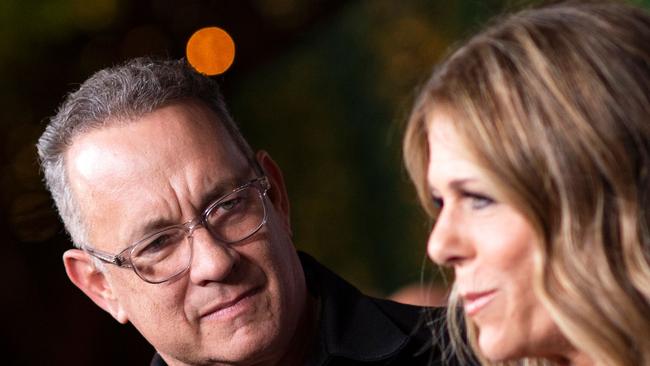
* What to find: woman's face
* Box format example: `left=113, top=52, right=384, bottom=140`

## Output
left=425, top=113, right=565, bottom=362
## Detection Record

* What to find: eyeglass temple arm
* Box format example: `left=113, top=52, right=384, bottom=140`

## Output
left=82, top=245, right=129, bottom=267
left=252, top=159, right=264, bottom=177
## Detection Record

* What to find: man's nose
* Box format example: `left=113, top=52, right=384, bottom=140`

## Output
left=427, top=206, right=471, bottom=267
left=188, top=226, right=240, bottom=285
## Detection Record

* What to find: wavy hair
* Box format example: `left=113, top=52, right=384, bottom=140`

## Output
left=404, top=1, right=650, bottom=365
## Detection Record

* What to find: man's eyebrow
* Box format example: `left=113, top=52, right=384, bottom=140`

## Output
left=199, top=176, right=245, bottom=207
left=135, top=217, right=177, bottom=240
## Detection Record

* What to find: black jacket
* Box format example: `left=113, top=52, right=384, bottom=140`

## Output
left=298, top=252, right=455, bottom=366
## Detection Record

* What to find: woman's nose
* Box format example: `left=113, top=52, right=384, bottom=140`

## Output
left=427, top=206, right=472, bottom=267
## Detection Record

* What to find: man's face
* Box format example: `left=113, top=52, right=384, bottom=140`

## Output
left=65, top=101, right=307, bottom=365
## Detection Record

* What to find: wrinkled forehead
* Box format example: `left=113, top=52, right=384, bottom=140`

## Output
left=68, top=101, right=248, bottom=178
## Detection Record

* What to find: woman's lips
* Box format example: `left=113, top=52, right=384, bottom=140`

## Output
left=462, top=290, right=497, bottom=316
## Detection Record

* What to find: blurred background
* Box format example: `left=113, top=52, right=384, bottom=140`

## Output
left=2, top=0, right=648, bottom=364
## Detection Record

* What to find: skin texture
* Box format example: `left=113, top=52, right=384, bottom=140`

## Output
left=62, top=101, right=312, bottom=366
left=425, top=113, right=586, bottom=364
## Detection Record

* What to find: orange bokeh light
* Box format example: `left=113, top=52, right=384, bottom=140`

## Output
left=186, top=27, right=235, bottom=76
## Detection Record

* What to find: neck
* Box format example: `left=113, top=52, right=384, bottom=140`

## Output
left=550, top=348, right=593, bottom=366
left=539, top=332, right=594, bottom=366
left=567, top=352, right=593, bottom=366
left=271, top=293, right=319, bottom=366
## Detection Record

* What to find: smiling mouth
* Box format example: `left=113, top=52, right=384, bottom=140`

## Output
left=201, top=286, right=262, bottom=320
left=462, top=290, right=497, bottom=316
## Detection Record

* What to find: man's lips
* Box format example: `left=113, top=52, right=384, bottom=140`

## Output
left=461, top=289, right=497, bottom=316
left=199, top=286, right=262, bottom=319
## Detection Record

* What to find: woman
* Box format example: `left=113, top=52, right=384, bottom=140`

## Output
left=403, top=1, right=650, bottom=365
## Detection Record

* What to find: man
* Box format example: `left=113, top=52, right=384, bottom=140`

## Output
left=37, top=58, right=451, bottom=366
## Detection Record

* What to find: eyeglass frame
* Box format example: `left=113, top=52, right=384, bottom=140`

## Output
left=81, top=176, right=271, bottom=284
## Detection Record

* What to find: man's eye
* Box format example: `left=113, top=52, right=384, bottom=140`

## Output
left=140, top=235, right=174, bottom=256
left=219, top=197, right=243, bottom=211
left=139, top=229, right=185, bottom=253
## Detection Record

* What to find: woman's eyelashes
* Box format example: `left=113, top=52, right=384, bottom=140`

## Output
left=432, top=195, right=444, bottom=209
left=430, top=190, right=495, bottom=211
left=462, top=190, right=495, bottom=210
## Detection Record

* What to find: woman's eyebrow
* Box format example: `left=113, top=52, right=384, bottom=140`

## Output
left=431, top=178, right=477, bottom=194
left=448, top=178, right=477, bottom=191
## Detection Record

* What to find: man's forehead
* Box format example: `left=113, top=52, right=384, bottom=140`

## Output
left=68, top=102, right=242, bottom=172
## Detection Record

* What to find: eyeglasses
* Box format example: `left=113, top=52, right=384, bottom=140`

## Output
left=83, top=177, right=270, bottom=284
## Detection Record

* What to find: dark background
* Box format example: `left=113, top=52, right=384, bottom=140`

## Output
left=2, top=0, right=648, bottom=364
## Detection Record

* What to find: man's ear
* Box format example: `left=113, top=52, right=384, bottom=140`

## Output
left=63, top=249, right=129, bottom=324
left=256, top=150, right=291, bottom=232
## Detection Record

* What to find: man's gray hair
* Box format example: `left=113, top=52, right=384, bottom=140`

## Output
left=37, top=57, right=255, bottom=248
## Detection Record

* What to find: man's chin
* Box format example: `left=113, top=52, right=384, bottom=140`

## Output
left=174, top=318, right=285, bottom=365
left=159, top=333, right=281, bottom=366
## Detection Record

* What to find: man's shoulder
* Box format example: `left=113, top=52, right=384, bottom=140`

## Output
left=298, top=251, right=455, bottom=366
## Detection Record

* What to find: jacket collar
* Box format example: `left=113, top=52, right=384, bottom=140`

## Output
left=299, top=252, right=411, bottom=364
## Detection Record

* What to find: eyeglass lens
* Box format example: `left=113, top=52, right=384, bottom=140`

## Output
left=129, top=185, right=266, bottom=283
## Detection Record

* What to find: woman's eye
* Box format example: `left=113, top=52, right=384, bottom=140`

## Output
left=431, top=195, right=444, bottom=209
left=467, top=193, right=494, bottom=210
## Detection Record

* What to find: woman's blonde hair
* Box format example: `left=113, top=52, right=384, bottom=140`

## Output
left=404, top=1, right=650, bottom=365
